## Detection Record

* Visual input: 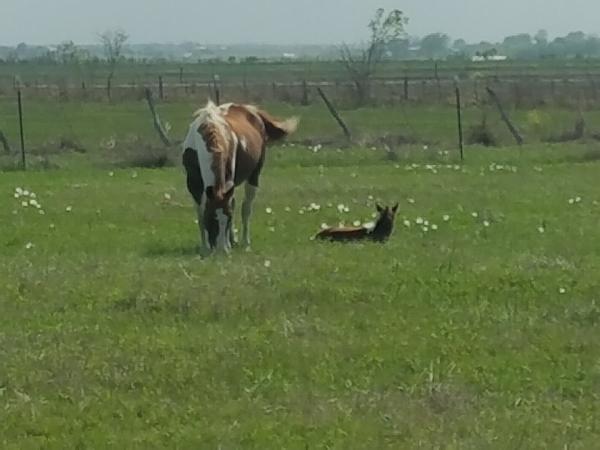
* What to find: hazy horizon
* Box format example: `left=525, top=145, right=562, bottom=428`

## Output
left=1, top=0, right=597, bottom=46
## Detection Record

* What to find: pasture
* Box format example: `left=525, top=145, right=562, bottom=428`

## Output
left=2, top=103, right=600, bottom=449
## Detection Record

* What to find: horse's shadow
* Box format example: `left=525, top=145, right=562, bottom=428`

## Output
left=143, top=242, right=206, bottom=259
left=143, top=241, right=249, bottom=259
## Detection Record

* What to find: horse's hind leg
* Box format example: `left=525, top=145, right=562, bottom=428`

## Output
left=241, top=183, right=258, bottom=248
left=241, top=147, right=265, bottom=249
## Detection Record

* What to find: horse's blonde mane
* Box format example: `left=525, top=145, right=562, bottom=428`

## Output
left=192, top=100, right=229, bottom=143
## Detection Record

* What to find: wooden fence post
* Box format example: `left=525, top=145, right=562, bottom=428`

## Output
left=455, top=83, right=464, bottom=161
left=213, top=74, right=221, bottom=104
left=17, top=89, right=26, bottom=170
left=301, top=80, right=309, bottom=105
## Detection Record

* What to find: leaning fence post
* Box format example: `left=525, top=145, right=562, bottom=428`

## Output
left=17, top=89, right=26, bottom=170
left=317, top=87, right=351, bottom=140
left=486, top=86, right=524, bottom=146
left=144, top=88, right=171, bottom=146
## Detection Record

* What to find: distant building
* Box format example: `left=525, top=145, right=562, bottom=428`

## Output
left=472, top=55, right=508, bottom=62
left=282, top=52, right=297, bottom=60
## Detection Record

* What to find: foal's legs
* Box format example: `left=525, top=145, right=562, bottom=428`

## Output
left=241, top=183, right=258, bottom=248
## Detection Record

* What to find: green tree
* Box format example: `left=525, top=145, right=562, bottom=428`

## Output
left=340, top=8, right=408, bottom=105
left=98, top=29, right=128, bottom=101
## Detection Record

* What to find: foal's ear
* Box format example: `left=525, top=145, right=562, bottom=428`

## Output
left=376, top=203, right=384, bottom=213
left=392, top=203, right=399, bottom=214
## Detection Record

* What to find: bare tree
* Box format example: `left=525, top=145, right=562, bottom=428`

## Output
left=98, top=29, right=128, bottom=101
left=340, top=8, right=408, bottom=105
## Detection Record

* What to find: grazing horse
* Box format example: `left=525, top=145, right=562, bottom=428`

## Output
left=182, top=101, right=298, bottom=253
left=316, top=203, right=399, bottom=243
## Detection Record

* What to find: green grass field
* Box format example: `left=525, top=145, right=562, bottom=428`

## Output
left=1, top=135, right=600, bottom=447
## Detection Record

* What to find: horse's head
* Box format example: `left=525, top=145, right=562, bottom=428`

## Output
left=372, top=203, right=399, bottom=242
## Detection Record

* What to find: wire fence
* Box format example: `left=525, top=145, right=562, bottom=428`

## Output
left=0, top=76, right=598, bottom=110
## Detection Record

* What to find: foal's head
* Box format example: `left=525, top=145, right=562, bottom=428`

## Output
left=371, top=203, right=399, bottom=242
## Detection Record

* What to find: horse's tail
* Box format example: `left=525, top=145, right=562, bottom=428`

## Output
left=255, top=109, right=299, bottom=141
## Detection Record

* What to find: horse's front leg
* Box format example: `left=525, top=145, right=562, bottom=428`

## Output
left=241, top=184, right=258, bottom=248
left=195, top=195, right=211, bottom=254
left=229, top=196, right=238, bottom=248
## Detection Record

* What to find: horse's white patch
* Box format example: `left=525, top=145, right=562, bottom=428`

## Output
left=183, top=121, right=215, bottom=187
left=219, top=103, right=234, bottom=114
left=239, top=136, right=247, bottom=152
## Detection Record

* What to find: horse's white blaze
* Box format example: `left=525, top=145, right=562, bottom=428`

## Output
left=216, top=208, right=230, bottom=252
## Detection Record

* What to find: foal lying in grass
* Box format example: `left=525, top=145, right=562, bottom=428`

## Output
left=316, top=203, right=399, bottom=243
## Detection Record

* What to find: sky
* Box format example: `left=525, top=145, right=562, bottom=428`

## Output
left=1, top=0, right=597, bottom=46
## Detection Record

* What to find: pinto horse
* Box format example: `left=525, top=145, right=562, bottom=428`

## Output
left=182, top=101, right=298, bottom=253
left=316, top=203, right=399, bottom=243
